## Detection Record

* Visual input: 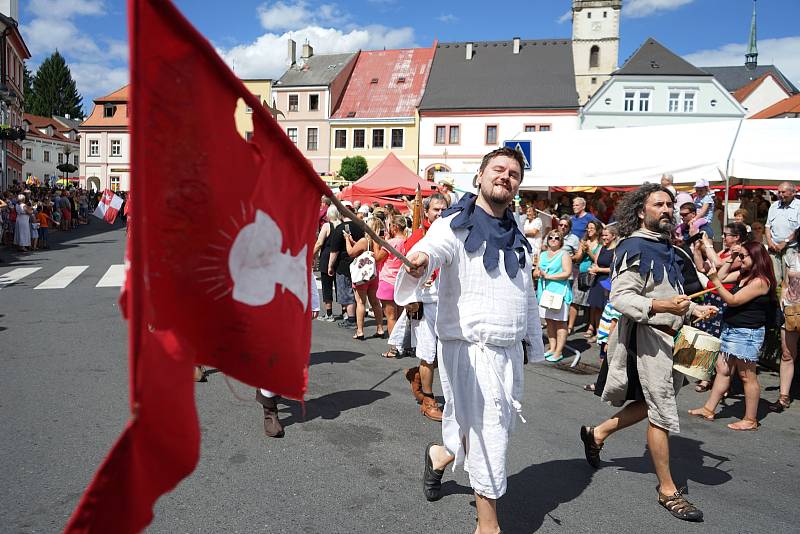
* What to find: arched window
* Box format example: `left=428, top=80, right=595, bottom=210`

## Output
left=589, top=45, right=600, bottom=68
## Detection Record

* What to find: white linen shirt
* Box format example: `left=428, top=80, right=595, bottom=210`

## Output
left=395, top=213, right=543, bottom=353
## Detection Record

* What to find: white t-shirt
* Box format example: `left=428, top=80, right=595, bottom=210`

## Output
left=523, top=217, right=543, bottom=258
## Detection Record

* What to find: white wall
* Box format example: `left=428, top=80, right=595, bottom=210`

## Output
left=582, top=75, right=745, bottom=129
left=741, top=77, right=790, bottom=118
left=418, top=112, right=578, bottom=177
left=23, top=137, right=79, bottom=184
left=79, top=130, right=131, bottom=191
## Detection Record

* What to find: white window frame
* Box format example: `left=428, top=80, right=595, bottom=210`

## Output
left=334, top=129, right=347, bottom=149
left=89, top=139, right=100, bottom=156
left=287, top=127, right=298, bottom=145
left=288, top=94, right=299, bottom=112
left=110, top=139, right=121, bottom=157
left=668, top=92, right=681, bottom=113
left=623, top=91, right=635, bottom=112
left=353, top=129, right=366, bottom=149
left=43, top=150, right=50, bottom=163
left=683, top=92, right=696, bottom=113
left=638, top=91, right=651, bottom=112
left=309, top=94, right=320, bottom=112
left=110, top=176, right=120, bottom=192
left=307, top=127, right=319, bottom=151
left=390, top=128, right=404, bottom=149
left=371, top=128, right=384, bottom=149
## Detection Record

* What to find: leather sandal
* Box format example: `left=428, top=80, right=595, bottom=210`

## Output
left=767, top=395, right=791, bottom=413
left=423, top=442, right=445, bottom=502
left=580, top=426, right=603, bottom=468
left=727, top=418, right=759, bottom=431
left=657, top=486, right=703, bottom=522
left=687, top=407, right=715, bottom=421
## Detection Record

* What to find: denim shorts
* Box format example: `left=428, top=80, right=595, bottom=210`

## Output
left=335, top=272, right=355, bottom=305
left=719, top=324, right=764, bottom=363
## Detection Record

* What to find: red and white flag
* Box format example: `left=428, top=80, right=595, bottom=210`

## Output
left=92, top=189, right=124, bottom=224
left=64, top=1, right=331, bottom=532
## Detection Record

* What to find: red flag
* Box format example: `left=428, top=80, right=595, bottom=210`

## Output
left=65, top=0, right=330, bottom=532
left=92, top=189, right=124, bottom=223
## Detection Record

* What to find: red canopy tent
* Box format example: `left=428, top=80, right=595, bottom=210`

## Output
left=338, top=153, right=437, bottom=209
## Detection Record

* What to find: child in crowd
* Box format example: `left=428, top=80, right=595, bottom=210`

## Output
left=585, top=281, right=621, bottom=392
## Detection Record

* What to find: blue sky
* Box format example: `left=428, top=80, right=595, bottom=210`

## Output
left=19, top=0, right=800, bottom=115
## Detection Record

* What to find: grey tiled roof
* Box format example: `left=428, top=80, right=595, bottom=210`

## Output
left=275, top=53, right=358, bottom=87
left=702, top=65, right=799, bottom=95
left=419, top=39, right=578, bottom=111
left=615, top=37, right=708, bottom=76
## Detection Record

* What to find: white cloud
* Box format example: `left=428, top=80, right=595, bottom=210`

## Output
left=624, top=0, right=695, bottom=18
left=69, top=62, right=128, bottom=103
left=257, top=1, right=348, bottom=31
left=21, top=0, right=128, bottom=113
left=29, top=0, right=105, bottom=18
left=437, top=14, right=457, bottom=23
left=557, top=10, right=572, bottom=24
left=218, top=24, right=416, bottom=79
left=684, top=36, right=800, bottom=88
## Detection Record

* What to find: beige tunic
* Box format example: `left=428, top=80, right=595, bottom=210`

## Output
left=600, top=229, right=695, bottom=433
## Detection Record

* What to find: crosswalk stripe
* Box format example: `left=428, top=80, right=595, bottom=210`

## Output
left=34, top=266, right=90, bottom=290
left=0, top=267, right=42, bottom=288
left=96, top=264, right=125, bottom=287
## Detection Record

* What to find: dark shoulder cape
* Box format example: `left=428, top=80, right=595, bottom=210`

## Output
left=612, top=235, right=685, bottom=290
left=442, top=193, right=531, bottom=278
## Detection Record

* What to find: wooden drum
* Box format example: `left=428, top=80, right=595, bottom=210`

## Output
left=673, top=326, right=720, bottom=382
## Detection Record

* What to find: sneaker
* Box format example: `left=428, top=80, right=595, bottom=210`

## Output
left=324, top=314, right=336, bottom=322
left=338, top=319, right=356, bottom=329
left=316, top=313, right=331, bottom=322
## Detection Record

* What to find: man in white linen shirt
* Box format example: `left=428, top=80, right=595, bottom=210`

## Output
left=395, top=147, right=545, bottom=534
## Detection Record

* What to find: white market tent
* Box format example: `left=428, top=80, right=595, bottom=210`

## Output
left=515, top=118, right=800, bottom=190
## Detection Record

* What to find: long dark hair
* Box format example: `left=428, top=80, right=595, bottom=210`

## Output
left=741, top=240, right=777, bottom=300
left=725, top=222, right=748, bottom=244
left=613, top=183, right=675, bottom=238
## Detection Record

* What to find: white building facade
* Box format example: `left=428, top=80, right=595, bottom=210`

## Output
left=22, top=114, right=79, bottom=185
left=79, top=86, right=130, bottom=191
left=581, top=38, right=746, bottom=129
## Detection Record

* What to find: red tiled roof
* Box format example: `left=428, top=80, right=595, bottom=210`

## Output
left=331, top=47, right=435, bottom=120
left=732, top=72, right=789, bottom=103
left=751, top=93, right=800, bottom=118
left=23, top=113, right=79, bottom=143
left=96, top=85, right=129, bottom=102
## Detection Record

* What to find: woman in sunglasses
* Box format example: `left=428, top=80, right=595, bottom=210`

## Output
left=689, top=241, right=776, bottom=430
left=692, top=222, right=748, bottom=391
left=534, top=231, right=573, bottom=362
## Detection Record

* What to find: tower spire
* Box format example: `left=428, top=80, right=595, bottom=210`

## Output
left=745, top=0, right=758, bottom=70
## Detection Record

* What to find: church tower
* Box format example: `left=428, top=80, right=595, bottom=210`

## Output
left=571, top=0, right=622, bottom=105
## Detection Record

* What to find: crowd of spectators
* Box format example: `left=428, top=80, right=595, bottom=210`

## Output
left=0, top=182, right=122, bottom=259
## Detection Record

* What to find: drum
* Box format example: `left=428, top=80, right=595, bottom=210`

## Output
left=673, top=326, right=720, bottom=382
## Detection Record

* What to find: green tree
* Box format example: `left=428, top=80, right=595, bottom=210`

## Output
left=23, top=64, right=36, bottom=108
left=27, top=51, right=84, bottom=119
left=339, top=156, right=368, bottom=182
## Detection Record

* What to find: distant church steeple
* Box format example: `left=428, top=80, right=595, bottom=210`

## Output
left=745, top=0, right=758, bottom=70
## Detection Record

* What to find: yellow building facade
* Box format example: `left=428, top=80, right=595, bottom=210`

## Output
left=328, top=116, right=420, bottom=175
left=233, top=79, right=272, bottom=140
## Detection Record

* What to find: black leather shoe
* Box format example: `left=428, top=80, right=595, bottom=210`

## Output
left=580, top=426, right=603, bottom=469
left=423, top=442, right=444, bottom=502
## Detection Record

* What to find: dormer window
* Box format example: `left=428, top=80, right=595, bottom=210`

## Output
left=397, top=77, right=406, bottom=84
left=370, top=78, right=378, bottom=84
left=104, top=105, right=116, bottom=118
left=346, top=111, right=356, bottom=118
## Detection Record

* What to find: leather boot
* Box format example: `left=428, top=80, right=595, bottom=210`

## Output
left=256, top=390, right=284, bottom=438
left=405, top=367, right=424, bottom=404
left=421, top=394, right=443, bottom=422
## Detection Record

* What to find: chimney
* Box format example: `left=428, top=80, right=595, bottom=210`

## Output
left=65, top=113, right=71, bottom=119
left=288, top=39, right=296, bottom=65
left=513, top=37, right=521, bottom=54
left=466, top=42, right=473, bottom=60
left=302, top=42, right=314, bottom=59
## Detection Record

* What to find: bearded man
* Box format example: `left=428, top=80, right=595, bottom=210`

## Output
left=396, top=147, right=544, bottom=534
left=580, top=183, right=717, bottom=522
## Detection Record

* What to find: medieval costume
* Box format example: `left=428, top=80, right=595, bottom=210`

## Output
left=395, top=194, right=544, bottom=499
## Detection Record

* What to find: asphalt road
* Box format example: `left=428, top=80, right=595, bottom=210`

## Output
left=1, top=223, right=799, bottom=534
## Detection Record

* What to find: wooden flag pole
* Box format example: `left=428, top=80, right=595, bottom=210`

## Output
left=327, top=195, right=415, bottom=269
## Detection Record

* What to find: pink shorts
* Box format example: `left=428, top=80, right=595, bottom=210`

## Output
left=376, top=280, right=395, bottom=301
left=353, top=277, right=378, bottom=291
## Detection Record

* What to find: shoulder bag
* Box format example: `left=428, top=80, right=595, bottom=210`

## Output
left=349, top=238, right=377, bottom=285
left=540, top=251, right=568, bottom=310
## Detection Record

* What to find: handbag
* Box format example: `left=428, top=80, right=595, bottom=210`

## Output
left=577, top=271, right=596, bottom=291
left=540, top=288, right=565, bottom=310
left=349, top=243, right=377, bottom=285
left=783, top=304, right=800, bottom=332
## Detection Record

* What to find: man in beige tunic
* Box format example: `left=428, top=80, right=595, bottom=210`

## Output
left=579, top=183, right=717, bottom=522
